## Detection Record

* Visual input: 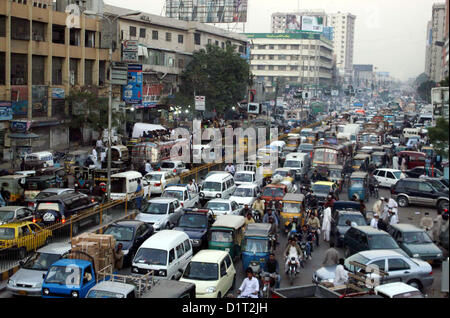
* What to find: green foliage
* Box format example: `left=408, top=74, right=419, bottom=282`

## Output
left=414, top=73, right=430, bottom=86
left=66, top=86, right=124, bottom=134
left=440, top=76, right=449, bottom=87
left=428, top=118, right=449, bottom=158
left=177, top=44, right=252, bottom=114
left=417, top=80, right=436, bottom=103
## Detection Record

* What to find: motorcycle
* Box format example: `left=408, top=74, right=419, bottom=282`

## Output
left=269, top=234, right=277, bottom=252
left=252, top=209, right=262, bottom=223
left=261, top=272, right=277, bottom=298
left=286, top=256, right=298, bottom=285
left=299, top=241, right=308, bottom=261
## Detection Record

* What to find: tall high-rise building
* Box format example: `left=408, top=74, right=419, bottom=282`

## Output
left=442, top=0, right=449, bottom=81
left=425, top=3, right=446, bottom=83
left=328, top=12, right=356, bottom=81
left=425, top=20, right=433, bottom=78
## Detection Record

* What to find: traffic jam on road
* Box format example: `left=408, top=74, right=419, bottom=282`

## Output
left=0, top=91, right=448, bottom=299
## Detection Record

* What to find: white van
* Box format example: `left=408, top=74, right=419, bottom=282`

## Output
left=25, top=151, right=54, bottom=167
left=402, top=128, right=421, bottom=139
left=283, top=152, right=310, bottom=177
left=199, top=172, right=236, bottom=202
left=270, top=140, right=286, bottom=154
left=110, top=171, right=149, bottom=200
left=131, top=230, right=193, bottom=280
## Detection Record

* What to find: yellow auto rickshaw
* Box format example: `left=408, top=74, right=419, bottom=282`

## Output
left=64, top=150, right=90, bottom=174
left=0, top=175, right=26, bottom=203
left=281, top=193, right=305, bottom=232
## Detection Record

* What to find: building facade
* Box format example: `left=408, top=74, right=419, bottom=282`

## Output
left=245, top=32, right=333, bottom=94
left=0, top=0, right=112, bottom=162
left=425, top=3, right=446, bottom=83
left=353, top=64, right=374, bottom=89
left=442, top=0, right=449, bottom=81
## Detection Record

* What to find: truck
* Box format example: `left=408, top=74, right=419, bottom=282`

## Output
left=41, top=233, right=117, bottom=298
left=337, top=124, right=361, bottom=142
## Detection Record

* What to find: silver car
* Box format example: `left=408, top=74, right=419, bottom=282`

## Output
left=6, top=242, right=71, bottom=297
left=312, top=249, right=433, bottom=291
left=135, top=197, right=184, bottom=231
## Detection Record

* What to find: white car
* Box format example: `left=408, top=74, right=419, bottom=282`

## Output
left=229, top=184, right=259, bottom=207
left=162, top=186, right=200, bottom=208
left=144, top=171, right=180, bottom=195
left=373, top=169, right=405, bottom=187
left=159, top=160, right=189, bottom=176
left=374, top=282, right=424, bottom=298
left=205, top=199, right=242, bottom=217
left=135, top=198, right=184, bottom=231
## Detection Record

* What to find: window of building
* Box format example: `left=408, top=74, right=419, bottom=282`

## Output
left=238, top=45, right=244, bottom=53
left=69, top=58, right=79, bottom=85
left=290, top=66, right=298, bottom=71
left=221, top=42, right=224, bottom=49
left=152, top=30, right=158, bottom=40
left=194, top=33, right=201, bottom=45
left=70, top=28, right=81, bottom=46
left=257, top=65, right=265, bottom=70
left=269, top=55, right=274, bottom=60
left=278, top=55, right=286, bottom=60
left=178, top=58, right=184, bottom=68
left=139, top=28, right=146, bottom=38
left=12, top=17, right=30, bottom=41
left=268, top=65, right=274, bottom=70
left=11, top=53, right=27, bottom=85
left=130, top=26, right=137, bottom=37
left=0, top=16, right=5, bottom=37
left=85, top=30, right=95, bottom=48
left=84, top=59, right=94, bottom=85
left=0, top=52, right=5, bottom=85
left=268, top=45, right=274, bottom=49
left=166, top=32, right=172, bottom=41
left=291, top=55, right=299, bottom=60
left=291, top=45, right=299, bottom=50
left=32, top=21, right=46, bottom=41
left=99, top=60, right=106, bottom=86
left=52, top=57, right=64, bottom=85
left=278, top=65, right=286, bottom=71
left=279, top=44, right=286, bottom=49
left=215, top=40, right=219, bottom=46
left=52, top=24, right=65, bottom=44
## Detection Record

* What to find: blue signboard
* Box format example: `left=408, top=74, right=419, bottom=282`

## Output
left=123, top=64, right=143, bottom=105
left=0, top=101, right=13, bottom=121
left=52, top=87, right=65, bottom=99
left=10, top=120, right=31, bottom=132
left=353, top=102, right=363, bottom=107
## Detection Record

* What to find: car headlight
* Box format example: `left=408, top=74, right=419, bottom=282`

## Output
left=413, top=254, right=419, bottom=257
left=71, top=291, right=79, bottom=298
left=7, top=279, right=16, bottom=287
left=216, top=193, right=221, bottom=198
left=132, top=267, right=139, bottom=273
left=437, top=253, right=442, bottom=257
left=43, top=288, right=50, bottom=295
left=193, top=239, right=201, bottom=245
left=199, top=192, right=205, bottom=197
left=205, top=286, right=216, bottom=293
left=122, top=250, right=129, bottom=256
left=158, top=270, right=167, bottom=277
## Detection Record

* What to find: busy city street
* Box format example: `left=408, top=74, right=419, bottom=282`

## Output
left=0, top=0, right=449, bottom=302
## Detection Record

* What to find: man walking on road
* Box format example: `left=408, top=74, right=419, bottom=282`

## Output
left=433, top=210, right=444, bottom=243
left=321, top=206, right=333, bottom=243
left=322, top=242, right=340, bottom=267
left=420, top=212, right=434, bottom=238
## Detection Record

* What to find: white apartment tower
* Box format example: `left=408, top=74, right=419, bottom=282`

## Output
left=425, top=3, right=446, bottom=83
left=328, top=12, right=356, bottom=78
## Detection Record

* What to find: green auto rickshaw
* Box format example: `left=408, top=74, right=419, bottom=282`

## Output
left=209, top=215, right=245, bottom=260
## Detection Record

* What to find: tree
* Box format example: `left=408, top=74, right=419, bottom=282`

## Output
left=177, top=44, right=252, bottom=114
left=428, top=118, right=449, bottom=158
left=417, top=80, right=436, bottom=103
left=66, top=86, right=124, bottom=143
left=440, top=75, right=449, bottom=87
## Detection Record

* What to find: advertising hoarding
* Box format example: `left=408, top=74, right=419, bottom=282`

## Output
left=0, top=101, right=13, bottom=121
left=123, top=64, right=143, bottom=105
left=166, top=0, right=248, bottom=23
left=285, top=14, right=301, bottom=32
left=301, top=16, right=324, bottom=32
left=195, top=95, right=206, bottom=111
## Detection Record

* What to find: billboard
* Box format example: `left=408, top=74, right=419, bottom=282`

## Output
left=166, top=0, right=248, bottom=23
left=123, top=64, right=143, bottom=105
left=0, top=101, right=13, bottom=121
left=285, top=14, right=301, bottom=32
left=301, top=16, right=324, bottom=32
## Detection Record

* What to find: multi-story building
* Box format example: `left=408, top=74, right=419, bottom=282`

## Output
left=103, top=4, right=248, bottom=123
left=0, top=0, right=113, bottom=162
left=353, top=64, right=374, bottom=89
left=442, top=0, right=449, bottom=81
left=425, top=20, right=433, bottom=79
left=425, top=3, right=446, bottom=83
left=328, top=12, right=356, bottom=82
left=245, top=32, right=333, bottom=94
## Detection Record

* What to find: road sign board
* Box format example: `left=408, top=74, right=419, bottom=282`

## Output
left=111, top=62, right=128, bottom=85
left=195, top=96, right=205, bottom=111
left=123, top=40, right=138, bottom=52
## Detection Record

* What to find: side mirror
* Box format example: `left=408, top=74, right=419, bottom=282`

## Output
left=42, top=273, right=46, bottom=280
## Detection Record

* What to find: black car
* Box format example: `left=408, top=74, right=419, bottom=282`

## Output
left=391, top=178, right=449, bottom=212
left=173, top=208, right=214, bottom=251
left=404, top=167, right=444, bottom=179
left=103, top=220, right=154, bottom=266
left=33, top=192, right=99, bottom=234
left=343, top=226, right=407, bottom=257
left=330, top=210, right=367, bottom=247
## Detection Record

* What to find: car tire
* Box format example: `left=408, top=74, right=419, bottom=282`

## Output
left=18, top=247, right=27, bottom=259
left=407, top=279, right=423, bottom=291
left=397, top=196, right=409, bottom=208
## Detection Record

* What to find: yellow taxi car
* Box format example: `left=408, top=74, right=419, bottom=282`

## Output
left=311, top=180, right=340, bottom=202
left=0, top=221, right=52, bottom=259
left=180, top=249, right=236, bottom=298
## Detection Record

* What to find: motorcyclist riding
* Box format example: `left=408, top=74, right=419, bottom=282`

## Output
left=252, top=196, right=265, bottom=219
left=284, top=238, right=303, bottom=274
left=368, top=173, right=379, bottom=197
left=298, top=225, right=313, bottom=259
left=242, top=204, right=252, bottom=217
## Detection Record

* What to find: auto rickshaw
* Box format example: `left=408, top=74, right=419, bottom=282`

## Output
left=285, top=134, right=301, bottom=152
left=371, top=151, right=387, bottom=168
left=64, top=150, right=90, bottom=174
left=0, top=175, right=26, bottom=204
left=242, top=223, right=272, bottom=273
left=328, top=164, right=344, bottom=193
left=352, top=153, right=371, bottom=171
left=421, top=146, right=434, bottom=159
left=209, top=215, right=245, bottom=260
left=348, top=171, right=369, bottom=202
left=74, top=166, right=95, bottom=194
left=281, top=193, right=305, bottom=231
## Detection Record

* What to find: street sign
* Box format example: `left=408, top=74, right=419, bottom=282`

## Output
left=122, top=51, right=138, bottom=63
left=195, top=96, right=206, bottom=111
left=122, top=40, right=139, bottom=62
left=331, top=90, right=339, bottom=96
left=270, top=100, right=275, bottom=106
left=111, top=62, right=128, bottom=85
left=123, top=40, right=138, bottom=52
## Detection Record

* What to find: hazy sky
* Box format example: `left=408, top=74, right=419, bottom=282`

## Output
left=104, top=0, right=444, bottom=81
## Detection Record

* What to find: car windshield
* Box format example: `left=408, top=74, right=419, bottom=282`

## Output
left=211, top=230, right=233, bottom=243
left=0, top=211, right=15, bottom=222
left=353, top=159, right=364, bottom=166
left=274, top=170, right=289, bottom=177
left=178, top=214, right=207, bottom=228
left=344, top=253, right=370, bottom=272
left=243, top=238, right=269, bottom=253
left=262, top=187, right=284, bottom=197
left=232, top=188, right=253, bottom=197
left=372, top=156, right=382, bottom=163
left=146, top=174, right=162, bottom=181
left=312, top=184, right=331, bottom=194
left=368, top=235, right=399, bottom=249
left=86, top=290, right=126, bottom=298
left=300, top=144, right=313, bottom=151
left=183, top=261, right=218, bottom=281
left=426, top=180, right=446, bottom=192
left=329, top=170, right=342, bottom=179
left=133, top=248, right=167, bottom=266
left=161, top=162, right=175, bottom=169
left=338, top=214, right=366, bottom=226
left=0, top=227, right=15, bottom=239
left=235, top=173, right=253, bottom=182
left=22, top=252, right=62, bottom=271
left=392, top=171, right=402, bottom=179
left=162, top=190, right=183, bottom=201
left=35, top=192, right=59, bottom=200
left=284, top=160, right=301, bottom=168
left=403, top=231, right=433, bottom=244
left=206, top=202, right=229, bottom=212
left=313, top=149, right=338, bottom=165
left=202, top=182, right=221, bottom=192
left=350, top=180, right=364, bottom=188
left=283, top=202, right=301, bottom=213
left=141, top=202, right=167, bottom=215
left=45, top=265, right=81, bottom=285
left=104, top=226, right=134, bottom=241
